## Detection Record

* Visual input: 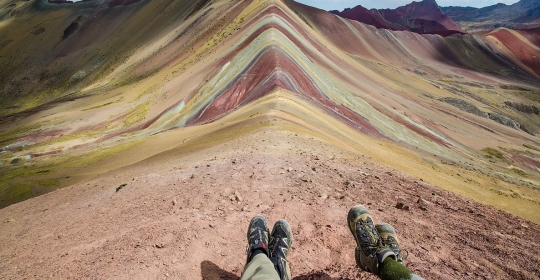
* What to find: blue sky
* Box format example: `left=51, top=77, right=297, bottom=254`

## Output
left=295, top=0, right=521, bottom=10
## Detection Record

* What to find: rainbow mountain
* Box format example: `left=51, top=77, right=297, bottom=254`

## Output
left=1, top=0, right=540, bottom=227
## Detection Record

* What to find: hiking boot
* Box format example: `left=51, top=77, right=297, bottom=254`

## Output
left=376, top=223, right=404, bottom=265
left=246, top=215, right=270, bottom=263
left=269, top=219, right=293, bottom=280
left=347, top=205, right=395, bottom=274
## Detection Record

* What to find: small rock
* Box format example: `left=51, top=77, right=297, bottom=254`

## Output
left=235, top=192, right=243, bottom=202
left=417, top=197, right=431, bottom=211
left=395, top=198, right=411, bottom=210
left=190, top=174, right=194, bottom=179
left=417, top=197, right=432, bottom=205
left=242, top=206, right=249, bottom=211
left=172, top=199, right=177, bottom=206
left=257, top=204, right=270, bottom=211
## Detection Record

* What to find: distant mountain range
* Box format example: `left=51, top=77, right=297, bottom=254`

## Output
left=330, top=0, right=464, bottom=36
left=330, top=0, right=540, bottom=34
left=441, top=0, right=540, bottom=32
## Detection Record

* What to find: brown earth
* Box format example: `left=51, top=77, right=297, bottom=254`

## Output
left=1, top=129, right=539, bottom=279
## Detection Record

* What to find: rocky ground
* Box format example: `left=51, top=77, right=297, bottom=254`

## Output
left=1, top=129, right=539, bottom=279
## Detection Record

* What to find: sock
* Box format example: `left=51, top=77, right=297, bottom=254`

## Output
left=249, top=248, right=266, bottom=262
left=378, top=257, right=413, bottom=280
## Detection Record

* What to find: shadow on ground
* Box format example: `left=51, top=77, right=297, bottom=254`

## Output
left=201, top=261, right=351, bottom=280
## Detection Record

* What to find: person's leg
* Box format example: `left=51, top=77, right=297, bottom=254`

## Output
left=375, top=223, right=404, bottom=265
left=348, top=205, right=424, bottom=280
left=376, top=223, right=423, bottom=280
left=241, top=215, right=280, bottom=280
left=378, top=257, right=415, bottom=280
left=268, top=220, right=293, bottom=280
left=240, top=253, right=280, bottom=280
left=347, top=204, right=394, bottom=273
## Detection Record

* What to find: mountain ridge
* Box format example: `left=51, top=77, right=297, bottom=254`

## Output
left=441, top=0, right=540, bottom=31
left=1, top=0, right=540, bottom=278
left=330, top=0, right=465, bottom=36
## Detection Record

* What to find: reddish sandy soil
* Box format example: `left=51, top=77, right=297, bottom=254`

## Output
left=1, top=130, right=539, bottom=279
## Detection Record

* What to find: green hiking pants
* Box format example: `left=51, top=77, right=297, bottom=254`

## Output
left=240, top=254, right=280, bottom=280
left=239, top=253, right=424, bottom=280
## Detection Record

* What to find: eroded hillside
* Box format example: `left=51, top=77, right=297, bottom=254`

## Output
left=0, top=0, right=539, bottom=233
left=1, top=0, right=540, bottom=279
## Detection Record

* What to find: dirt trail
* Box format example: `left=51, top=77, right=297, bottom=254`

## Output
left=1, top=129, right=539, bottom=279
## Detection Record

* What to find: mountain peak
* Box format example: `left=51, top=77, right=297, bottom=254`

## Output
left=441, top=0, right=540, bottom=32
left=333, top=0, right=463, bottom=35
left=1, top=1, right=540, bottom=279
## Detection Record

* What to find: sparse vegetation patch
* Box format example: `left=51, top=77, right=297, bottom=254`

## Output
left=124, top=101, right=150, bottom=127
left=523, top=144, right=540, bottom=152
left=116, top=183, right=127, bottom=192
left=482, top=147, right=504, bottom=159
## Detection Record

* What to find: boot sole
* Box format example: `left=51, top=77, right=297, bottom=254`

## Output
left=347, top=204, right=379, bottom=248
